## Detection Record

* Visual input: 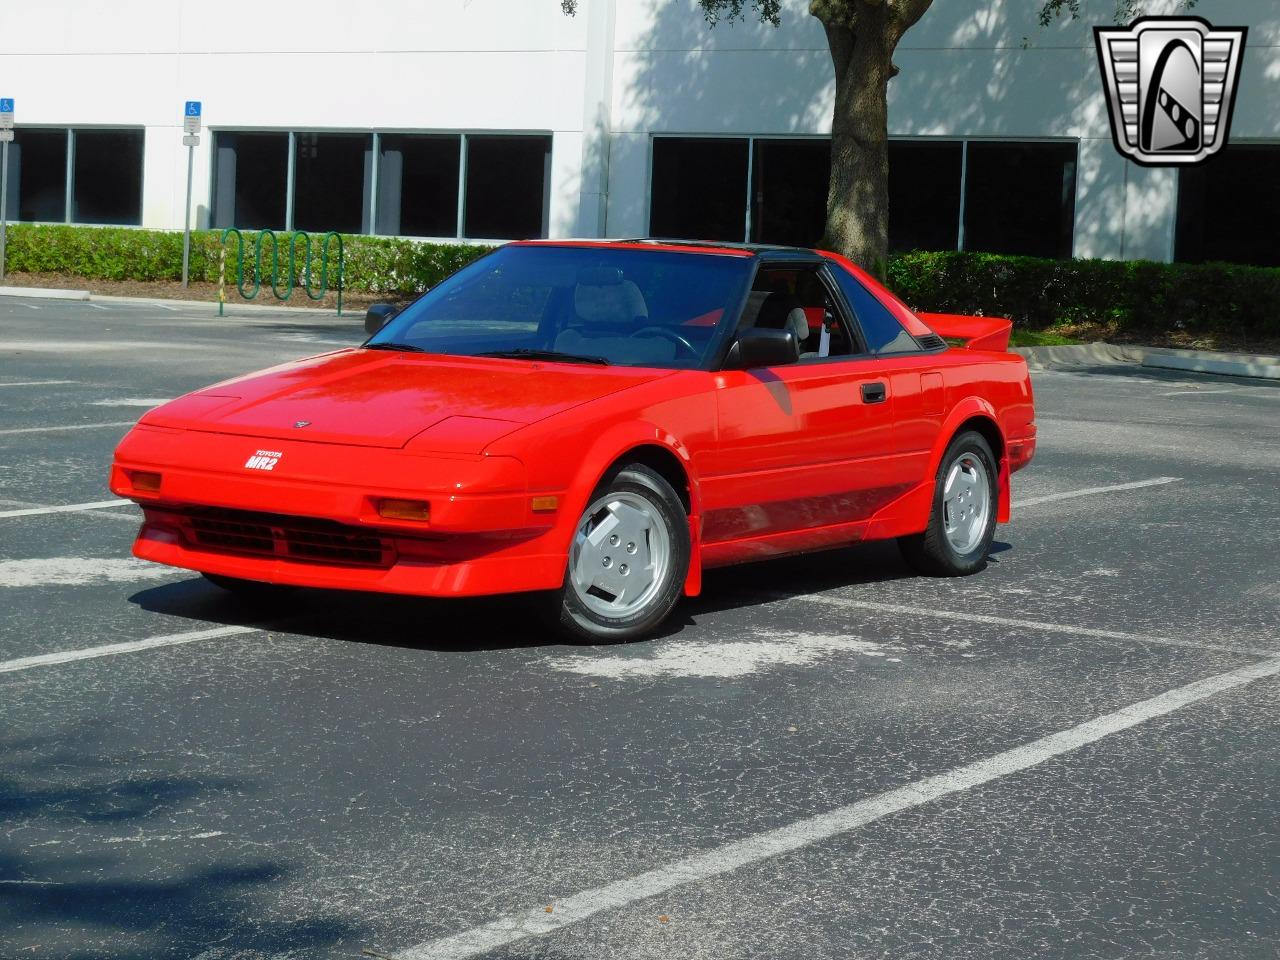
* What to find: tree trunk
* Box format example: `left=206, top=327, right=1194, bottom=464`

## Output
left=821, top=12, right=896, bottom=273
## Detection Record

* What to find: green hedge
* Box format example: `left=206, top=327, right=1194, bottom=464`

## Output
left=1, top=224, right=493, bottom=296
left=887, top=251, right=1280, bottom=336
left=5, top=224, right=1278, bottom=334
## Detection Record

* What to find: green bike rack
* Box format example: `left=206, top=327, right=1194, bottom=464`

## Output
left=218, top=228, right=344, bottom=316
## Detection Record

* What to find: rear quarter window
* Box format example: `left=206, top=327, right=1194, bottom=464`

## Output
left=828, top=263, right=921, bottom=356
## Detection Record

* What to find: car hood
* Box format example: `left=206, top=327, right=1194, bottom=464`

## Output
left=141, top=349, right=673, bottom=450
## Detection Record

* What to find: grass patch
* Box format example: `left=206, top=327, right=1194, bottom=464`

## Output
left=1010, top=329, right=1082, bottom=347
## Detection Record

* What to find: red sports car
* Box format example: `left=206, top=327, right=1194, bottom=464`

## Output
left=110, top=240, right=1036, bottom=641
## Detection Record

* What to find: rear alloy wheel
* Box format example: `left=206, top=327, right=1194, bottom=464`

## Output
left=899, top=430, right=998, bottom=576
left=545, top=464, right=690, bottom=643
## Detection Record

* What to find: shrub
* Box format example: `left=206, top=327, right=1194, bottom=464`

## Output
left=2, top=224, right=494, bottom=296
left=5, top=224, right=1278, bottom=336
left=887, top=250, right=1280, bottom=336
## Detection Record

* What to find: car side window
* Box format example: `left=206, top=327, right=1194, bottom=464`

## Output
left=740, top=265, right=859, bottom=361
left=828, top=263, right=922, bottom=356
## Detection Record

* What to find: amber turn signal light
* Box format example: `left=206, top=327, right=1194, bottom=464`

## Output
left=530, top=496, right=559, bottom=513
left=378, top=498, right=431, bottom=522
left=131, top=471, right=162, bottom=494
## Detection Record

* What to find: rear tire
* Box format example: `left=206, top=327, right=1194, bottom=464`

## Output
left=202, top=572, right=296, bottom=598
left=540, top=464, right=690, bottom=643
left=899, top=430, right=998, bottom=577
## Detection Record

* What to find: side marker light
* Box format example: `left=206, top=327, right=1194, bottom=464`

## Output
left=379, top=499, right=431, bottom=522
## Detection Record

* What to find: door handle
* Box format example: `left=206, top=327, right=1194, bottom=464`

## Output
left=861, top=382, right=887, bottom=404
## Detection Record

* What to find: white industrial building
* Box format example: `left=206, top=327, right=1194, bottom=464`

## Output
left=2, top=0, right=1276, bottom=265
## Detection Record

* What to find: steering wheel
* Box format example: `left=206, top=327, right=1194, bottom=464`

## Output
left=633, top=326, right=698, bottom=357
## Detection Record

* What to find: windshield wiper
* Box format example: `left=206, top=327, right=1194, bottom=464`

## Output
left=475, top=348, right=610, bottom=366
left=364, top=341, right=427, bottom=353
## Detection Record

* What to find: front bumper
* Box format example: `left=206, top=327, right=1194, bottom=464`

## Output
left=110, top=425, right=570, bottom=596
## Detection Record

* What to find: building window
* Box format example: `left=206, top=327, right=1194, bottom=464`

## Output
left=649, top=136, right=1078, bottom=259
left=71, top=129, right=145, bottom=226
left=464, top=135, right=550, bottom=240
left=649, top=137, right=748, bottom=243
left=4, top=129, right=67, bottom=223
left=1175, top=145, right=1280, bottom=267
left=209, top=129, right=549, bottom=239
left=293, top=133, right=372, bottom=235
left=889, top=141, right=962, bottom=253
left=212, top=132, right=288, bottom=231
left=376, top=134, right=460, bottom=238
left=750, top=139, right=830, bottom=247
left=963, top=141, right=1077, bottom=259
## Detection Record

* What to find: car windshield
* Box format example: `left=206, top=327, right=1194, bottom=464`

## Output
left=366, top=245, right=752, bottom=369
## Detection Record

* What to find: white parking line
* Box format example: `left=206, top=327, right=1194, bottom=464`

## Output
left=0, top=421, right=134, bottom=436
left=1159, top=388, right=1242, bottom=398
left=0, top=499, right=133, bottom=520
left=0, top=624, right=262, bottom=675
left=90, top=398, right=170, bottom=408
left=1014, top=477, right=1179, bottom=509
left=802, top=597, right=1276, bottom=658
left=394, top=656, right=1280, bottom=960
left=0, top=380, right=78, bottom=388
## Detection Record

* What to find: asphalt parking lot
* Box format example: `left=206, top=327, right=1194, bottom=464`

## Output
left=1, top=294, right=1278, bottom=960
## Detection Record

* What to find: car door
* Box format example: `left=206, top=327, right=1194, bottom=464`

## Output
left=698, top=261, right=918, bottom=545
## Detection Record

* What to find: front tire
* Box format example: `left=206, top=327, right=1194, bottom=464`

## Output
left=543, top=464, right=690, bottom=643
left=899, top=430, right=998, bottom=577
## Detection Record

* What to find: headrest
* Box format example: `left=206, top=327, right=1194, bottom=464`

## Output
left=756, top=290, right=804, bottom=330
left=574, top=279, right=648, bottom=327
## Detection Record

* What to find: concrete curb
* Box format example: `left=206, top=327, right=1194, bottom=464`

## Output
left=1013, top=342, right=1141, bottom=369
left=1013, top=342, right=1280, bottom=381
left=0, top=285, right=91, bottom=301
left=0, top=284, right=347, bottom=315
left=1139, top=348, right=1280, bottom=381
left=88, top=293, right=342, bottom=315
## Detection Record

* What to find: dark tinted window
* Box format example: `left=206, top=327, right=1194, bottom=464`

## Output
left=371, top=246, right=751, bottom=369
left=212, top=132, right=288, bottom=230
left=294, top=133, right=372, bottom=233
left=889, top=141, right=962, bottom=252
left=828, top=261, right=919, bottom=355
left=6, top=129, right=67, bottom=222
left=750, top=139, right=830, bottom=247
left=464, top=135, right=549, bottom=240
left=71, top=129, right=144, bottom=225
left=963, top=142, right=1077, bottom=259
left=1176, top=145, right=1280, bottom=267
left=377, top=134, right=460, bottom=237
left=650, top=137, right=748, bottom=242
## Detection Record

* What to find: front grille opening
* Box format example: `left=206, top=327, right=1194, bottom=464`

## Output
left=182, top=508, right=394, bottom=568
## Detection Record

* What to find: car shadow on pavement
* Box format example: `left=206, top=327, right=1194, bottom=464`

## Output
left=128, top=576, right=562, bottom=652
left=0, top=726, right=365, bottom=959
left=128, top=537, right=1013, bottom=650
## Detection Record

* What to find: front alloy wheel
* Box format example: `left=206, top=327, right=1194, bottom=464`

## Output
left=545, top=464, right=690, bottom=643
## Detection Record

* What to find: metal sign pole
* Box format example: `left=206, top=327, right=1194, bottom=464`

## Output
left=180, top=100, right=202, bottom=289
left=0, top=139, right=8, bottom=283
left=181, top=141, right=194, bottom=288
left=0, top=98, right=12, bottom=283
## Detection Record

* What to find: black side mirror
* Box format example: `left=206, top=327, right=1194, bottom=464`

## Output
left=365, top=303, right=399, bottom=336
left=728, top=328, right=801, bottom=369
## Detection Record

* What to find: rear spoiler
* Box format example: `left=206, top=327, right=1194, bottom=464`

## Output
left=917, top=313, right=1013, bottom=353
